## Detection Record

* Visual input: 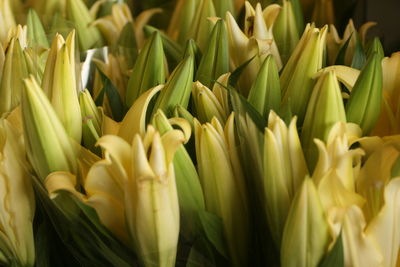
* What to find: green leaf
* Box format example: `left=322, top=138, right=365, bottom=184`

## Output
left=116, top=22, right=138, bottom=70
left=391, top=155, right=400, bottom=178
left=198, top=211, right=228, bottom=258
left=335, top=35, right=352, bottom=66
left=318, top=233, right=344, bottom=267
left=228, top=56, right=255, bottom=89
left=228, top=84, right=267, bottom=132
left=186, top=237, right=217, bottom=267
left=33, top=178, right=138, bottom=267
left=351, top=35, right=366, bottom=70
left=98, top=70, right=125, bottom=121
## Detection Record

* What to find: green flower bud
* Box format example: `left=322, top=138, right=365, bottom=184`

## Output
left=192, top=81, right=227, bottom=123
left=66, top=0, right=104, bottom=51
left=21, top=75, right=77, bottom=180
left=194, top=117, right=249, bottom=266
left=301, top=71, right=346, bottom=169
left=264, top=111, right=308, bottom=247
left=273, top=0, right=300, bottom=64
left=79, top=89, right=102, bottom=154
left=196, top=19, right=229, bottom=88
left=125, top=32, right=165, bottom=107
left=0, top=38, right=29, bottom=114
left=280, top=24, right=328, bottom=124
left=346, top=52, right=383, bottom=135
left=281, top=177, right=329, bottom=267
left=153, top=55, right=194, bottom=116
left=248, top=55, right=281, bottom=118
left=41, top=31, right=82, bottom=143
left=26, top=9, right=49, bottom=49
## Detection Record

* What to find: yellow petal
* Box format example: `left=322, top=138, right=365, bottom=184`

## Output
left=366, top=178, right=400, bottom=267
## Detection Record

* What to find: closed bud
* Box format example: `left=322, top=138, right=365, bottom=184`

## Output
left=126, top=126, right=183, bottom=267
left=26, top=9, right=49, bottom=49
left=192, top=81, right=227, bottom=123
left=301, top=71, right=346, bottom=169
left=153, top=55, right=194, bottom=116
left=196, top=19, right=229, bottom=89
left=281, top=177, right=329, bottom=267
left=263, top=111, right=308, bottom=247
left=66, top=0, right=104, bottom=51
left=248, top=55, right=281, bottom=117
left=0, top=37, right=29, bottom=114
left=125, top=32, right=165, bottom=107
left=79, top=89, right=102, bottom=153
left=346, top=52, right=383, bottom=135
left=21, top=75, right=77, bottom=180
left=152, top=110, right=205, bottom=239
left=0, top=0, right=16, bottom=43
left=273, top=0, right=300, bottom=64
left=42, top=31, right=82, bottom=143
left=194, top=117, right=249, bottom=266
left=281, top=24, right=328, bottom=124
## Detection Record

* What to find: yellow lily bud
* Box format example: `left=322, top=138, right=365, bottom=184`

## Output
left=194, top=117, right=249, bottom=266
left=0, top=37, right=29, bottom=114
left=26, top=0, right=66, bottom=27
left=66, top=0, right=104, bottom=51
left=0, top=119, right=35, bottom=267
left=151, top=110, right=205, bottom=239
left=281, top=177, right=330, bottom=267
left=280, top=24, right=328, bottom=124
left=41, top=31, right=82, bottom=143
left=91, top=2, right=161, bottom=49
left=263, top=111, right=308, bottom=247
left=21, top=75, right=77, bottom=180
left=192, top=81, right=228, bottom=123
left=312, top=122, right=364, bottom=191
left=225, top=3, right=282, bottom=95
left=168, top=0, right=216, bottom=51
left=301, top=71, right=346, bottom=169
left=92, top=2, right=133, bottom=47
left=0, top=0, right=16, bottom=44
left=126, top=126, right=183, bottom=267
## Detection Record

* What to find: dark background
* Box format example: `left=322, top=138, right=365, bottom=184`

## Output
left=124, top=0, right=400, bottom=56
left=353, top=0, right=400, bottom=55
